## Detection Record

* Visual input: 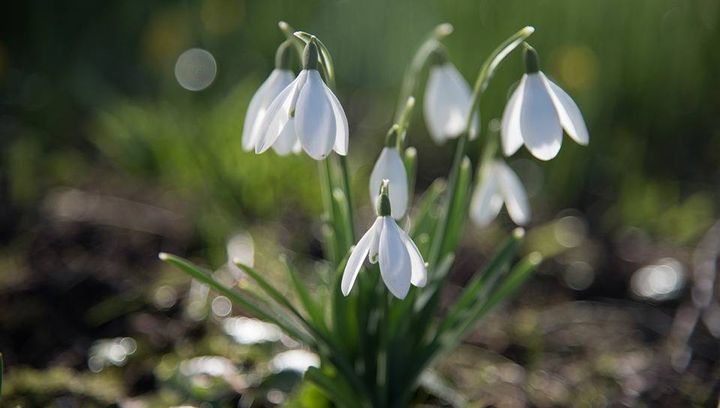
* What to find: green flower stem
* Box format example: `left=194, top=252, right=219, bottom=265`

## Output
left=319, top=160, right=339, bottom=264
left=428, top=26, right=535, bottom=267
left=394, top=23, right=454, bottom=124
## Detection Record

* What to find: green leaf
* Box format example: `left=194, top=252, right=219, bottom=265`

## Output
left=409, top=179, right=446, bottom=240
left=283, top=256, right=327, bottom=332
left=234, top=260, right=313, bottom=332
left=305, top=367, right=363, bottom=408
left=159, top=253, right=311, bottom=344
left=439, top=156, right=472, bottom=258
left=477, top=252, right=542, bottom=315
left=443, top=251, right=542, bottom=347
left=437, top=228, right=525, bottom=335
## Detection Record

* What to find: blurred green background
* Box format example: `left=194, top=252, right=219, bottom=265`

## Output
left=1, top=0, right=720, bottom=406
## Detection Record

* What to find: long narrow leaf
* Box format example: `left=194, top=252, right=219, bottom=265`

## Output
left=437, top=228, right=525, bottom=335
left=233, top=261, right=314, bottom=332
left=409, top=179, right=446, bottom=239
left=159, top=253, right=311, bottom=344
left=438, top=156, right=473, bottom=258
left=305, top=367, right=362, bottom=408
left=282, top=257, right=327, bottom=332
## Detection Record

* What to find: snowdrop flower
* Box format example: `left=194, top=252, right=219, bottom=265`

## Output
left=424, top=51, right=479, bottom=144
left=501, top=45, right=589, bottom=161
left=470, top=159, right=530, bottom=227
left=242, top=41, right=297, bottom=154
left=342, top=181, right=426, bottom=299
left=255, top=38, right=349, bottom=160
left=369, top=127, right=408, bottom=219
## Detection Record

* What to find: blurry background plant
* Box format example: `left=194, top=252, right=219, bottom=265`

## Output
left=1, top=0, right=720, bottom=407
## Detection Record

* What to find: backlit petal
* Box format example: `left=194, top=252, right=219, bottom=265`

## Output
left=323, top=84, right=349, bottom=155
left=295, top=70, right=336, bottom=160
left=424, top=63, right=473, bottom=144
left=495, top=161, right=530, bottom=225
left=541, top=73, right=589, bottom=146
left=519, top=73, right=562, bottom=161
left=469, top=165, right=503, bottom=227
left=501, top=76, right=526, bottom=157
left=341, top=218, right=379, bottom=296
left=255, top=71, right=306, bottom=154
left=242, top=69, right=295, bottom=151
left=369, top=147, right=409, bottom=219
left=399, top=228, right=426, bottom=287
left=379, top=218, right=412, bottom=299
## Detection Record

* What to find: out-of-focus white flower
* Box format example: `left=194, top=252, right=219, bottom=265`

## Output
left=424, top=60, right=479, bottom=144
left=470, top=160, right=530, bottom=227
left=342, top=181, right=425, bottom=299
left=369, top=145, right=408, bottom=219
left=255, top=39, right=348, bottom=160
left=501, top=46, right=588, bottom=161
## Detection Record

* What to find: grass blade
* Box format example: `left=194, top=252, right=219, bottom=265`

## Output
left=159, top=253, right=311, bottom=344
left=437, top=228, right=525, bottom=335
left=282, top=256, right=327, bottom=332
left=305, top=367, right=362, bottom=408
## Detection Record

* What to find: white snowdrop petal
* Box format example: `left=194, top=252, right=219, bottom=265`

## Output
left=341, top=219, right=378, bottom=296
left=369, top=148, right=409, bottom=219
left=439, top=64, right=474, bottom=139
left=541, top=73, right=589, bottom=146
left=469, top=165, right=503, bottom=227
left=379, top=218, right=412, bottom=299
left=295, top=70, right=336, bottom=160
left=242, top=70, right=295, bottom=151
left=424, top=64, right=471, bottom=144
left=271, top=117, right=298, bottom=156
left=323, top=84, right=349, bottom=155
left=399, top=228, right=426, bottom=287
left=519, top=73, right=562, bottom=161
left=255, top=72, right=305, bottom=154
left=368, top=217, right=384, bottom=264
left=495, top=161, right=530, bottom=225
left=501, top=76, right=526, bottom=157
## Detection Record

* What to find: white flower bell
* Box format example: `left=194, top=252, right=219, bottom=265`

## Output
left=242, top=41, right=297, bottom=154
left=369, top=127, right=408, bottom=219
left=470, top=159, right=530, bottom=227
left=501, top=45, right=589, bottom=161
left=423, top=52, right=479, bottom=144
left=342, top=181, right=426, bottom=299
left=255, top=38, right=349, bottom=160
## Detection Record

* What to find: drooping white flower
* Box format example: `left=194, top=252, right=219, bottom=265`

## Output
left=242, top=69, right=296, bottom=153
left=501, top=46, right=589, bottom=161
left=369, top=143, right=408, bottom=219
left=342, top=181, right=426, bottom=299
left=469, top=160, right=530, bottom=227
left=424, top=60, right=479, bottom=144
left=254, top=39, right=348, bottom=160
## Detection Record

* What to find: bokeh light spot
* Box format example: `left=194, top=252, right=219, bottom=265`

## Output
left=175, top=48, right=217, bottom=91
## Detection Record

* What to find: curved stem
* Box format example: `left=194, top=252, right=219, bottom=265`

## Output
left=394, top=23, right=454, bottom=123
left=429, top=25, right=535, bottom=267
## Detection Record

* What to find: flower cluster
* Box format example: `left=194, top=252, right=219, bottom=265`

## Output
left=163, top=23, right=588, bottom=406
left=239, top=30, right=587, bottom=299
